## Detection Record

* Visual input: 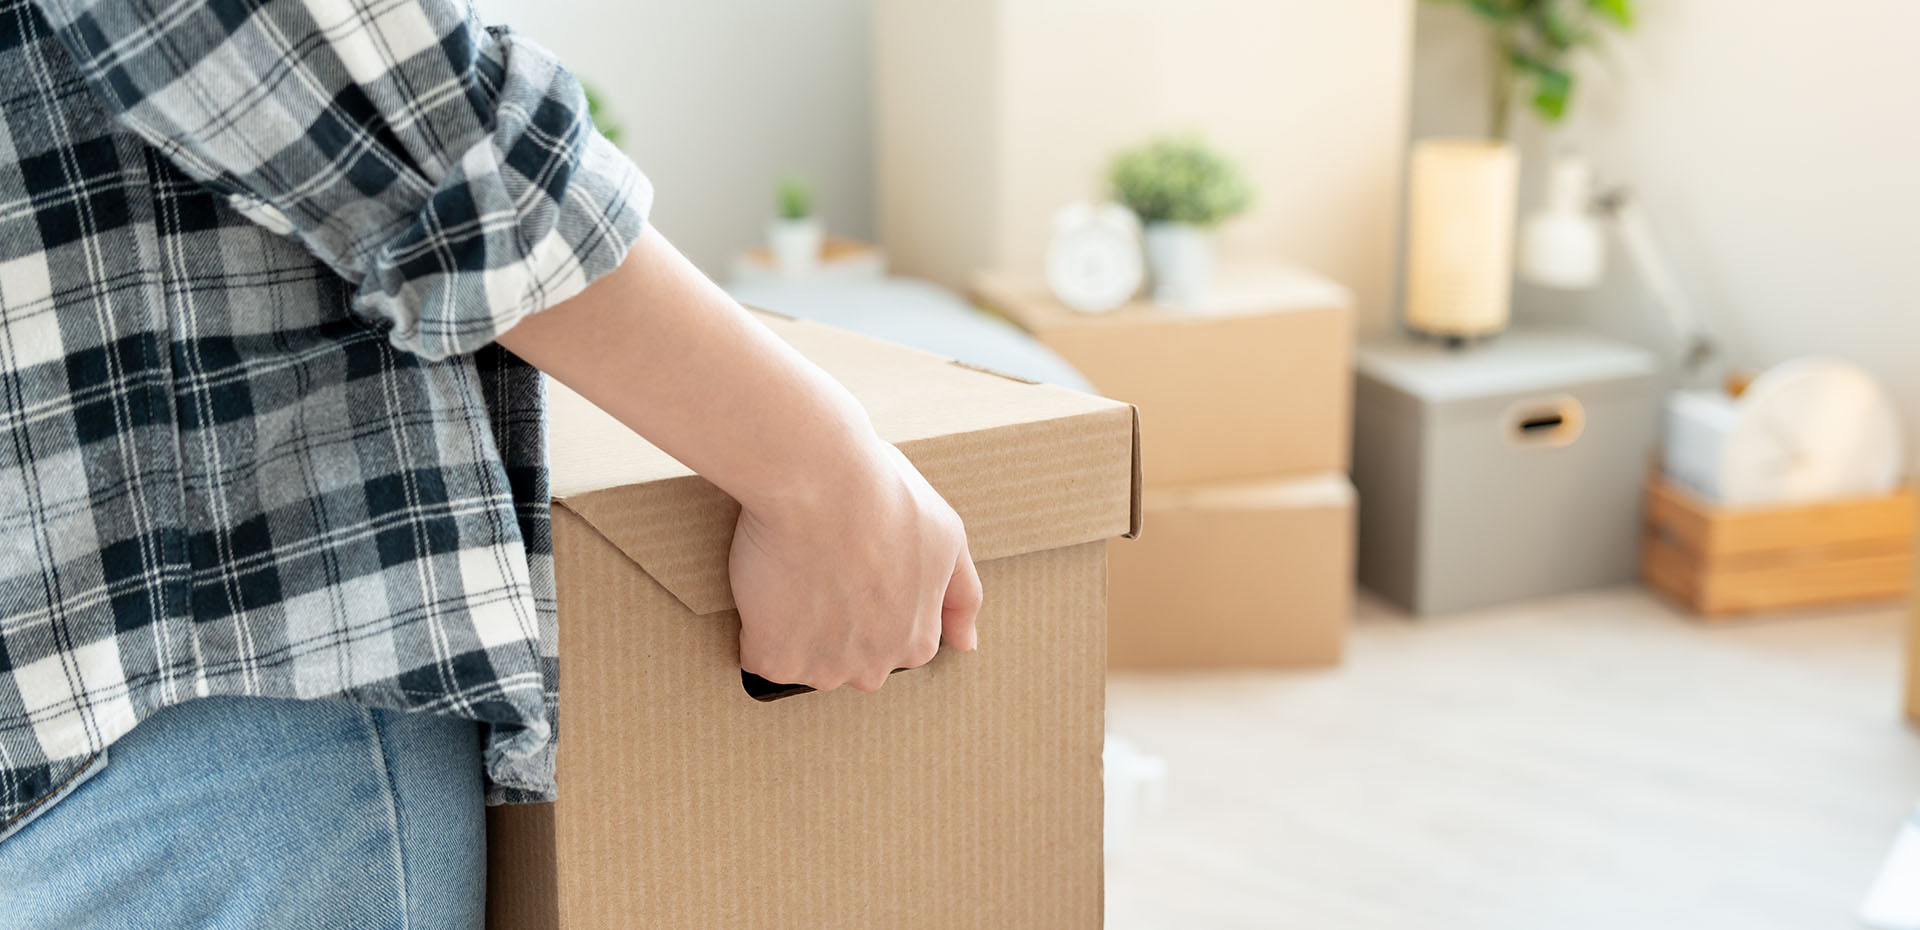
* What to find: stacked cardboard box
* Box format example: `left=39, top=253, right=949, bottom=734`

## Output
left=974, top=266, right=1356, bottom=669
left=1909, top=583, right=1920, bottom=724
left=873, top=0, right=1414, bottom=321
left=488, top=313, right=1141, bottom=929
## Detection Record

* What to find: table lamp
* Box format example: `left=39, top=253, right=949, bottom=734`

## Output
left=1519, top=153, right=1717, bottom=385
left=1404, top=139, right=1521, bottom=342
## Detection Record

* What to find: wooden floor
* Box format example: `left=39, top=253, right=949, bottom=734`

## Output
left=1105, top=588, right=1920, bottom=930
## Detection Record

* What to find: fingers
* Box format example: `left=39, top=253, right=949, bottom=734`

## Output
left=847, top=671, right=890, bottom=693
left=730, top=478, right=982, bottom=697
left=941, top=545, right=984, bottom=652
left=737, top=636, right=806, bottom=690
left=740, top=626, right=930, bottom=694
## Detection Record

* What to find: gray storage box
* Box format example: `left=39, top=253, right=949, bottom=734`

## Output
left=1353, top=330, right=1659, bottom=615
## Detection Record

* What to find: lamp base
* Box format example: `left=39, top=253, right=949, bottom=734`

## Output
left=1403, top=324, right=1504, bottom=352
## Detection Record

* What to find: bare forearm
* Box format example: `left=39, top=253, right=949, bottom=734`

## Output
left=496, top=223, right=981, bottom=685
left=495, top=225, right=879, bottom=518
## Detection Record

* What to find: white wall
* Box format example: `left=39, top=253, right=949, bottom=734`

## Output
left=481, top=0, right=1414, bottom=318
left=479, top=0, right=1920, bottom=434
left=875, top=0, right=1414, bottom=319
left=472, top=0, right=878, bottom=275
left=994, top=0, right=1415, bottom=323
left=1411, top=1, right=1920, bottom=433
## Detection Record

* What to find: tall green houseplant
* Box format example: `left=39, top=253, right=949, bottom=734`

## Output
left=1428, top=0, right=1636, bottom=138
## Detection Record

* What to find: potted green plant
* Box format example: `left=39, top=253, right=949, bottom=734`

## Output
left=1407, top=0, right=1635, bottom=340
left=768, top=174, right=822, bottom=275
left=1431, top=0, right=1635, bottom=142
left=582, top=81, right=623, bottom=148
left=1108, top=135, right=1254, bottom=306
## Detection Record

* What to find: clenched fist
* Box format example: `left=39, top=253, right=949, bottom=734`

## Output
left=730, top=442, right=982, bottom=692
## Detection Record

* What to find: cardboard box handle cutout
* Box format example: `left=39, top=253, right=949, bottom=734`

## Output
left=1504, top=393, right=1586, bottom=449
left=741, top=667, right=918, bottom=702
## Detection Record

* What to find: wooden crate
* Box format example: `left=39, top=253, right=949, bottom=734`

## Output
left=1641, top=474, right=1916, bottom=619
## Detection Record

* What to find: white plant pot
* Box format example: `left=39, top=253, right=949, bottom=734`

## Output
left=767, top=218, right=824, bottom=275
left=1403, top=138, right=1520, bottom=340
left=1142, top=222, right=1215, bottom=307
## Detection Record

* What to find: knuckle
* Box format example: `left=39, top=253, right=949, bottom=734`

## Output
left=906, top=634, right=940, bottom=668
left=953, top=584, right=984, bottom=611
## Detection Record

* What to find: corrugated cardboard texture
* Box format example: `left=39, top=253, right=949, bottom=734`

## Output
left=1909, top=564, right=1920, bottom=723
left=557, top=413, right=1135, bottom=616
left=546, top=311, right=1137, bottom=500
left=489, top=312, right=1135, bottom=930
left=511, top=520, right=1107, bottom=929
left=1108, top=474, right=1355, bottom=669
left=974, top=270, right=1353, bottom=487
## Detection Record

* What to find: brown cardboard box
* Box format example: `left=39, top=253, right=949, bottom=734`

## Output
left=486, top=313, right=1141, bottom=930
left=873, top=0, right=1413, bottom=322
left=1108, top=474, right=1354, bottom=669
left=1904, top=576, right=1920, bottom=722
left=1908, top=578, right=1920, bottom=723
left=973, top=267, right=1353, bottom=487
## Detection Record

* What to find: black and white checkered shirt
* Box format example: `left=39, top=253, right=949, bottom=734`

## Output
left=0, top=0, right=648, bottom=835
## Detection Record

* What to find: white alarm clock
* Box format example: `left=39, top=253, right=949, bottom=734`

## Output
left=1045, top=202, right=1143, bottom=313
left=1664, top=358, right=1905, bottom=507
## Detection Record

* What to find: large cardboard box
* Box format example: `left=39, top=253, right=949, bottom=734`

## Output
left=487, top=313, right=1141, bottom=930
left=1108, top=474, right=1354, bottom=669
left=974, top=268, right=1353, bottom=487
left=1908, top=578, right=1920, bottom=724
left=874, top=0, right=1415, bottom=326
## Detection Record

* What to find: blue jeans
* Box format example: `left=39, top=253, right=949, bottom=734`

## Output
left=0, top=696, right=486, bottom=930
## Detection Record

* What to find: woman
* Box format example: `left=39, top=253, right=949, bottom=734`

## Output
left=0, top=0, right=980, bottom=926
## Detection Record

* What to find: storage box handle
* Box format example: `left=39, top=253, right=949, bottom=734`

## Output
left=1504, top=394, right=1585, bottom=449
left=741, top=666, right=917, bottom=703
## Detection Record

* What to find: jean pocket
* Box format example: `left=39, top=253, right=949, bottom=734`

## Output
left=0, top=749, right=110, bottom=846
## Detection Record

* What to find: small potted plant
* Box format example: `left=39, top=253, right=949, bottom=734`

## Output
left=1108, top=135, right=1254, bottom=306
left=768, top=174, right=823, bottom=275
left=582, top=81, right=623, bottom=148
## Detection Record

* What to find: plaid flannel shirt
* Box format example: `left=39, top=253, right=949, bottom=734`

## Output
left=0, top=0, right=648, bottom=836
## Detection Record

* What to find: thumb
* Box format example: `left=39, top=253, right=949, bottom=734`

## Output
left=942, top=544, right=984, bottom=651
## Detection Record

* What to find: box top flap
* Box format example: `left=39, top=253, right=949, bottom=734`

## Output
left=973, top=263, right=1351, bottom=331
left=548, top=312, right=1142, bottom=616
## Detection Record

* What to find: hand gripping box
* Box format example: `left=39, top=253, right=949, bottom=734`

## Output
left=486, top=312, right=1141, bottom=930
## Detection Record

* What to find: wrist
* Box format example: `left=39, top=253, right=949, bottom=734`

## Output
left=734, top=399, right=894, bottom=526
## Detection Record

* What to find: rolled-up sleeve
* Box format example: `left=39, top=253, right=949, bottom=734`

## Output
left=32, top=0, right=650, bottom=360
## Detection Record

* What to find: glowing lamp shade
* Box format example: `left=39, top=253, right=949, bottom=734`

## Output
left=1404, top=139, right=1520, bottom=339
left=1520, top=155, right=1606, bottom=290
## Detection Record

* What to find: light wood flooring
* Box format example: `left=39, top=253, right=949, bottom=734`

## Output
left=1105, top=588, right=1920, bottom=929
